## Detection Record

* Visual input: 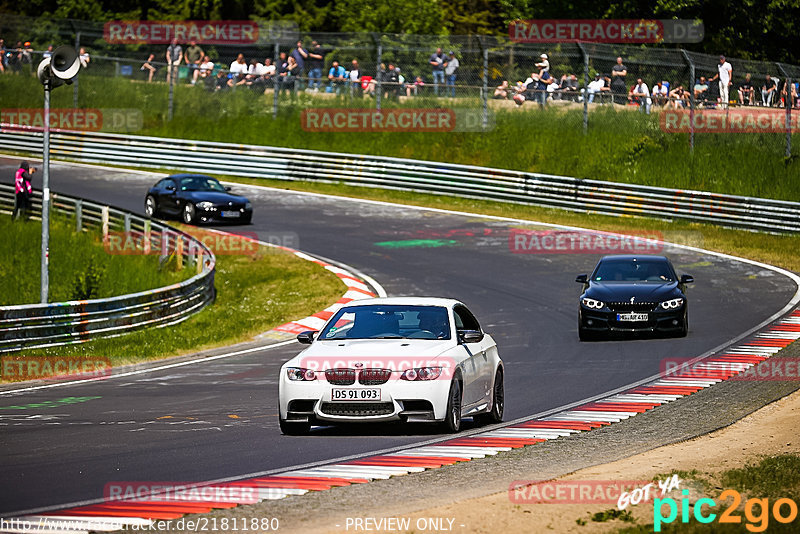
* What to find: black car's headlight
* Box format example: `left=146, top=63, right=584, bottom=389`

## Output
left=660, top=298, right=684, bottom=310
left=196, top=201, right=215, bottom=210
left=286, top=367, right=317, bottom=381
left=581, top=298, right=605, bottom=310
left=245, top=201, right=252, bottom=210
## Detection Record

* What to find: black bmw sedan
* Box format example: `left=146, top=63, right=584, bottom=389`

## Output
left=144, top=174, right=252, bottom=225
left=576, top=255, right=694, bottom=340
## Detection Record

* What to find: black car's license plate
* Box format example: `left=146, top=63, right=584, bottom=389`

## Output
left=617, top=313, right=648, bottom=322
left=221, top=210, right=240, bottom=218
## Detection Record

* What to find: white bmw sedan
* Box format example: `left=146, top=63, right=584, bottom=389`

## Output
left=278, top=297, right=504, bottom=435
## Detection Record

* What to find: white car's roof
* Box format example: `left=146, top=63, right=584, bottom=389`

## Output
left=344, top=297, right=463, bottom=308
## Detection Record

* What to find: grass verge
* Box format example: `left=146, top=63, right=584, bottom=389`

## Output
left=1, top=73, right=798, bottom=200
left=0, top=214, right=188, bottom=306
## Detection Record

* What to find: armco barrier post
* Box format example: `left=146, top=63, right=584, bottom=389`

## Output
left=272, top=41, right=280, bottom=119
left=481, top=38, right=489, bottom=130
left=374, top=35, right=383, bottom=112
left=143, top=220, right=151, bottom=255
left=123, top=212, right=131, bottom=233
left=101, top=206, right=109, bottom=240
left=176, top=237, right=184, bottom=270
left=776, top=64, right=792, bottom=158
left=578, top=43, right=589, bottom=135
left=75, top=199, right=82, bottom=232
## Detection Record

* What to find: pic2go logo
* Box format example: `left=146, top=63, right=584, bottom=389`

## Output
left=654, top=489, right=799, bottom=532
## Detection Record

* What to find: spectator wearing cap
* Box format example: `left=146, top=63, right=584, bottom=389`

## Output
left=21, top=42, right=33, bottom=73
left=586, top=72, right=605, bottom=103
left=536, top=53, right=549, bottom=79
left=445, top=51, right=459, bottom=98
left=711, top=54, right=732, bottom=108
left=429, top=47, right=446, bottom=96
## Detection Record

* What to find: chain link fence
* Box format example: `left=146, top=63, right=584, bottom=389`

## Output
left=1, top=15, right=798, bottom=155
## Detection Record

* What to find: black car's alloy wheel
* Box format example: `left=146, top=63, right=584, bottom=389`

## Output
left=144, top=195, right=157, bottom=218
left=182, top=203, right=195, bottom=224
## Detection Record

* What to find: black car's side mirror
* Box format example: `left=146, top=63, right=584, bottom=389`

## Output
left=575, top=274, right=588, bottom=283
left=297, top=331, right=317, bottom=344
left=224, top=186, right=232, bottom=192
left=680, top=274, right=694, bottom=284
left=459, top=330, right=484, bottom=344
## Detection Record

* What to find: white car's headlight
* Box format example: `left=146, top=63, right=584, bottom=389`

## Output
left=401, top=367, right=442, bottom=381
left=286, top=367, right=316, bottom=381
left=196, top=201, right=215, bottom=210
left=660, top=298, right=684, bottom=310
left=581, top=298, right=605, bottom=310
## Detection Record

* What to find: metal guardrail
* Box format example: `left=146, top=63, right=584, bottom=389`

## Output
left=1, top=128, right=799, bottom=233
left=0, top=182, right=216, bottom=353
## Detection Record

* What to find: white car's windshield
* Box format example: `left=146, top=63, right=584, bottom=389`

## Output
left=592, top=259, right=674, bottom=282
left=319, top=305, right=451, bottom=340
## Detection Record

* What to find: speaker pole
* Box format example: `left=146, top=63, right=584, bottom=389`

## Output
left=41, top=80, right=51, bottom=303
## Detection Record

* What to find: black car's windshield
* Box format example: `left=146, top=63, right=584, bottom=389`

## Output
left=592, top=259, right=674, bottom=282
left=179, top=176, right=226, bottom=192
left=319, top=305, right=451, bottom=340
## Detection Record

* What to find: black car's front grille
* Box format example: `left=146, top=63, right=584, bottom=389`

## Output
left=358, top=368, right=392, bottom=385
left=325, top=368, right=356, bottom=385
left=320, top=402, right=394, bottom=417
left=607, top=302, right=657, bottom=312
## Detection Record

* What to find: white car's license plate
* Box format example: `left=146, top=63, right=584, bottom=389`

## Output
left=221, top=210, right=240, bottom=218
left=331, top=388, right=381, bottom=402
left=617, top=313, right=648, bottom=322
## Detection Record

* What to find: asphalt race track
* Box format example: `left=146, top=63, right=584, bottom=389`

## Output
left=1, top=157, right=796, bottom=514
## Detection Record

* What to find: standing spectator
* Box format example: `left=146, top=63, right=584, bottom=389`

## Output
left=761, top=75, right=777, bottom=106
left=306, top=41, right=325, bottom=91
left=42, top=45, right=53, bottom=59
left=712, top=55, right=732, bottom=108
left=429, top=47, right=446, bottom=96
left=651, top=80, right=668, bottom=107
left=630, top=78, right=652, bottom=114
left=20, top=42, right=32, bottom=74
left=610, top=56, right=627, bottom=104
left=693, top=76, right=709, bottom=103
left=195, top=55, right=214, bottom=85
left=184, top=40, right=203, bottom=84
left=348, top=59, right=361, bottom=96
left=535, top=69, right=553, bottom=107
left=738, top=73, right=755, bottom=106
left=291, top=41, right=307, bottom=89
left=12, top=161, right=35, bottom=221
left=445, top=51, right=459, bottom=97
left=279, top=55, right=299, bottom=95
left=327, top=59, right=346, bottom=94
left=586, top=72, right=605, bottom=103
left=141, top=53, right=158, bottom=82
left=7, top=41, right=22, bottom=73
left=79, top=47, right=90, bottom=68
left=165, top=38, right=182, bottom=85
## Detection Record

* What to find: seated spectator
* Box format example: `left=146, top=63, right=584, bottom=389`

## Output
left=493, top=80, right=510, bottom=99
left=586, top=72, right=605, bottom=103
left=630, top=78, right=652, bottom=114
left=738, top=73, right=755, bottom=106
left=652, top=81, right=668, bottom=107
left=79, top=47, right=90, bottom=68
left=384, top=63, right=401, bottom=99
left=194, top=55, right=214, bottom=85
left=762, top=74, right=777, bottom=106
left=693, top=76, right=709, bottom=102
left=546, top=75, right=560, bottom=100
left=669, top=84, right=688, bottom=109
left=214, top=70, right=231, bottom=91
left=262, top=57, right=276, bottom=86
left=406, top=75, right=425, bottom=97
left=327, top=59, right=346, bottom=94
left=559, top=74, right=579, bottom=100
left=279, top=55, right=299, bottom=94
left=140, top=54, right=158, bottom=82
left=230, top=54, right=248, bottom=77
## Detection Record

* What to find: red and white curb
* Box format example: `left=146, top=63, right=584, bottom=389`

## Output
left=7, top=309, right=799, bottom=532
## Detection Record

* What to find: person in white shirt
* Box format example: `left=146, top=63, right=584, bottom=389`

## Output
left=194, top=55, right=214, bottom=84
left=630, top=78, right=652, bottom=114
left=652, top=81, right=668, bottom=107
left=229, top=54, right=248, bottom=76
left=586, top=73, right=605, bottom=103
left=713, top=55, right=732, bottom=108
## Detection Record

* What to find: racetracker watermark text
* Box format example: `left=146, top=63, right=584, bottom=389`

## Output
left=1, top=356, right=111, bottom=381
left=509, top=19, right=704, bottom=43
left=301, top=108, right=494, bottom=132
